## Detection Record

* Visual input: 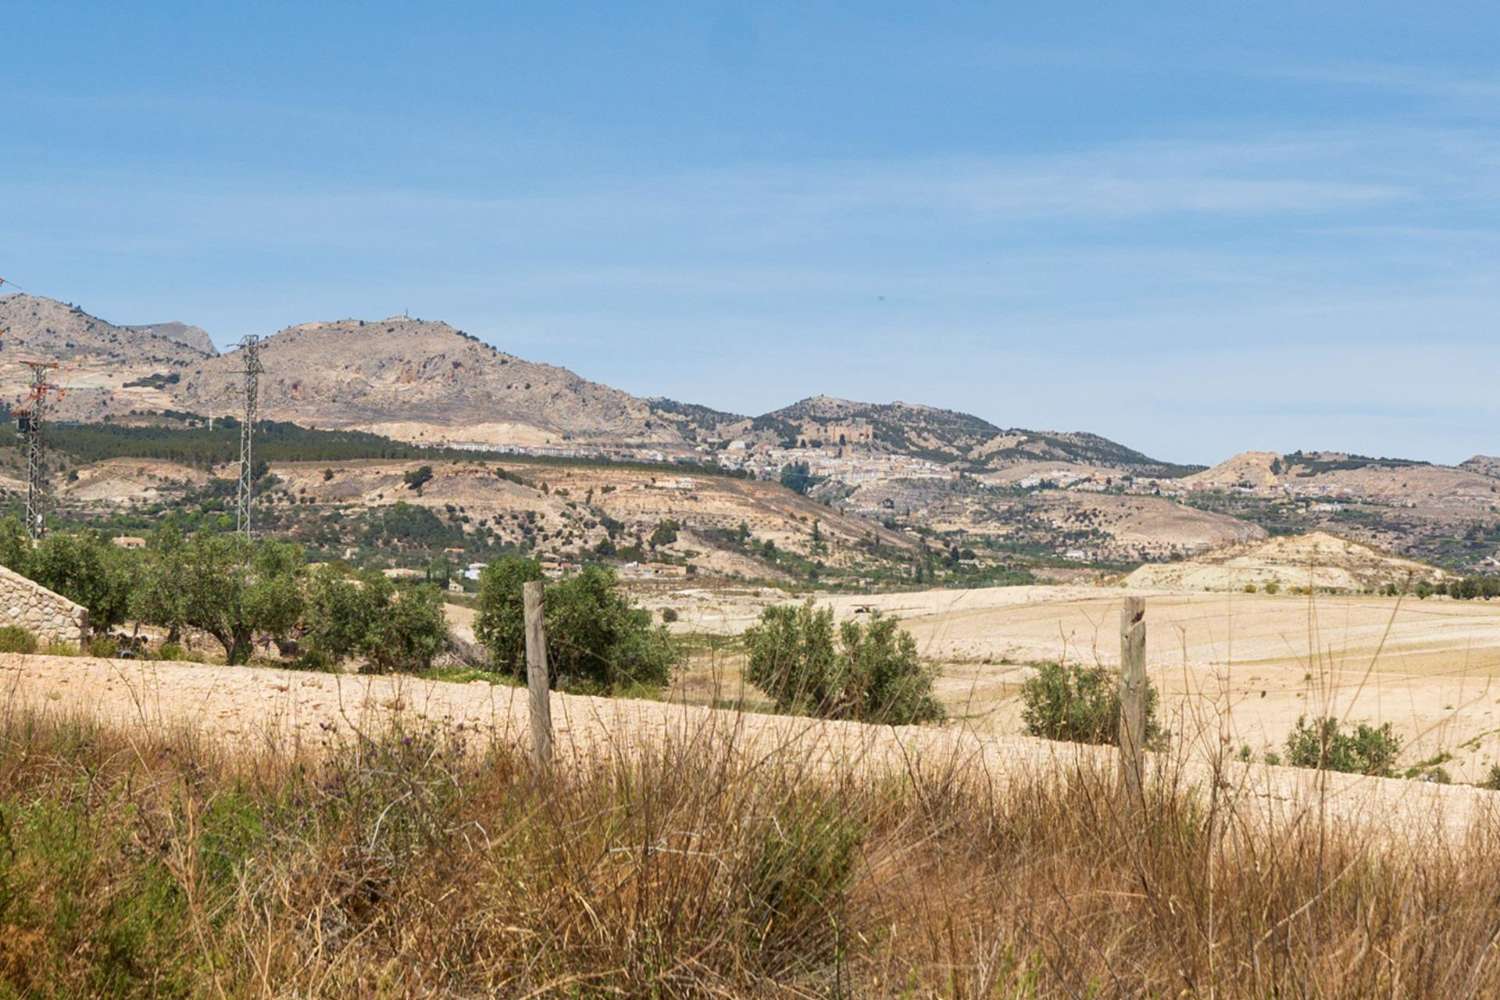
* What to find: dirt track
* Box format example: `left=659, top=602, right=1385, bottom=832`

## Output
left=3, top=651, right=1497, bottom=847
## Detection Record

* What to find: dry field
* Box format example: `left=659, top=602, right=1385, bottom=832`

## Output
left=0, top=648, right=1493, bottom=844
left=9, top=601, right=1500, bottom=993
left=654, top=582, right=1500, bottom=781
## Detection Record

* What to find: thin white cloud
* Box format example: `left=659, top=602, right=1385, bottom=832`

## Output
left=1268, top=62, right=1500, bottom=104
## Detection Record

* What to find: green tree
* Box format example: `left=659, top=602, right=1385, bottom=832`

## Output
left=303, top=565, right=383, bottom=662
left=780, top=461, right=815, bottom=495
left=472, top=557, right=543, bottom=674
left=168, top=533, right=306, bottom=664
left=0, top=515, right=30, bottom=575
left=29, top=531, right=136, bottom=631
left=131, top=520, right=191, bottom=640
left=364, top=583, right=448, bottom=673
left=649, top=519, right=680, bottom=548
left=303, top=567, right=449, bottom=672
left=744, top=601, right=943, bottom=724
left=404, top=465, right=435, bottom=492
left=474, top=558, right=675, bottom=691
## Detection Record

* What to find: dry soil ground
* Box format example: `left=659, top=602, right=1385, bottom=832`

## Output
left=651, top=583, right=1500, bottom=781
left=2, top=649, right=1495, bottom=847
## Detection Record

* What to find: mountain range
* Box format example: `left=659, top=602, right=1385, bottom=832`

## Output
left=4, top=292, right=1498, bottom=573
left=0, top=293, right=1188, bottom=474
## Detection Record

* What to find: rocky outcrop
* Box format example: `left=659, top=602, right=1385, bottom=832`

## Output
left=0, top=564, right=88, bottom=646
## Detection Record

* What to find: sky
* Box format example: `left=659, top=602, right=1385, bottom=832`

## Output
left=4, top=1, right=1500, bottom=465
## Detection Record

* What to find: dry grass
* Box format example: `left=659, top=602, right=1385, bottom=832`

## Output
left=2, top=698, right=1500, bottom=998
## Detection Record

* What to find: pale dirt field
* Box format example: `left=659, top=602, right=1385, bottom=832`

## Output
left=3, top=650, right=1497, bottom=847
left=656, top=583, right=1500, bottom=781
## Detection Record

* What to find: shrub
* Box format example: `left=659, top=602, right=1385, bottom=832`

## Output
left=1020, top=661, right=1161, bottom=746
left=28, top=531, right=136, bottom=631
left=403, top=465, right=435, bottom=491
left=157, top=642, right=186, bottom=662
left=1263, top=580, right=1281, bottom=595
left=744, top=601, right=944, bottom=724
left=87, top=636, right=120, bottom=659
left=1283, top=716, right=1402, bottom=776
left=1482, top=765, right=1500, bottom=791
left=475, top=558, right=676, bottom=692
left=0, top=625, right=38, bottom=654
left=661, top=607, right=679, bottom=623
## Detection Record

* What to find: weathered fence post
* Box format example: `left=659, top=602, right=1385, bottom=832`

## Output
left=523, top=580, right=553, bottom=769
left=1119, top=596, right=1147, bottom=806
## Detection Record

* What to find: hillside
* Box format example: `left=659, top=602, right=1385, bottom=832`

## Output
left=756, top=396, right=1192, bottom=476
left=14, top=292, right=1497, bottom=574
left=124, top=321, right=217, bottom=356
left=1460, top=456, right=1500, bottom=480
left=1176, top=450, right=1500, bottom=572
left=0, top=294, right=213, bottom=368
left=1124, top=531, right=1446, bottom=593
left=0, top=294, right=215, bottom=422
left=172, top=317, right=686, bottom=449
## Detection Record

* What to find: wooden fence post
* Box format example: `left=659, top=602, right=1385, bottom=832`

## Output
left=1119, top=596, right=1147, bottom=806
left=523, top=580, right=553, bottom=769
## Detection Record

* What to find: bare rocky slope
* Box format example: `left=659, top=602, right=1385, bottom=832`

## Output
left=1124, top=531, right=1446, bottom=593
left=124, top=321, right=217, bottom=356
left=740, top=395, right=1195, bottom=476
left=0, top=294, right=215, bottom=421
left=173, top=317, right=686, bottom=449
left=14, top=295, right=1182, bottom=477
left=0, top=294, right=211, bottom=369
left=1460, top=456, right=1500, bottom=480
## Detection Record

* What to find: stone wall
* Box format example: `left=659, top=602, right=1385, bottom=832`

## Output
left=0, top=563, right=88, bottom=646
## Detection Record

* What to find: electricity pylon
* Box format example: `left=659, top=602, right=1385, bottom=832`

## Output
left=17, top=361, right=61, bottom=540
left=234, top=335, right=264, bottom=537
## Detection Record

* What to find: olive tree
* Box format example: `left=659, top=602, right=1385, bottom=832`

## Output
left=303, top=565, right=449, bottom=672
left=28, top=531, right=137, bottom=632
left=744, top=601, right=943, bottom=724
left=167, top=533, right=306, bottom=664
left=474, top=557, right=676, bottom=692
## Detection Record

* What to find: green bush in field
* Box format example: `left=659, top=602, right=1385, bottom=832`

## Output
left=474, top=557, right=676, bottom=692
left=1020, top=661, right=1161, bottom=747
left=0, top=625, right=38, bottom=654
left=1284, top=717, right=1402, bottom=777
left=87, top=636, right=120, bottom=659
left=744, top=600, right=943, bottom=725
left=302, top=565, right=449, bottom=673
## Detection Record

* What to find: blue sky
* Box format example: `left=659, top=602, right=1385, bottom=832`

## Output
left=5, top=2, right=1499, bottom=464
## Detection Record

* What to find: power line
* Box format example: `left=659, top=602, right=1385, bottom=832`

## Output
left=234, top=334, right=264, bottom=538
